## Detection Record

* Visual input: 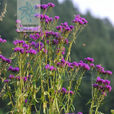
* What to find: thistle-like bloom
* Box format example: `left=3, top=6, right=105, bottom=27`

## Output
left=45, top=64, right=56, bottom=71
left=48, top=3, right=55, bottom=8
left=8, top=66, right=19, bottom=72
left=13, top=40, right=25, bottom=46
left=84, top=57, right=94, bottom=63
left=77, top=112, right=83, bottom=114
left=4, top=79, right=10, bottom=83
left=0, top=54, right=11, bottom=64
left=28, top=49, right=37, bottom=55
left=72, top=15, right=88, bottom=25
left=14, top=47, right=25, bottom=54
left=9, top=74, right=15, bottom=79
left=105, top=70, right=112, bottom=75
left=0, top=38, right=7, bottom=43
left=54, top=16, right=60, bottom=21
left=25, top=99, right=28, bottom=103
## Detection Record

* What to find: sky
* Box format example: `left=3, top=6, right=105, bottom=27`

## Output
left=58, top=0, right=114, bottom=24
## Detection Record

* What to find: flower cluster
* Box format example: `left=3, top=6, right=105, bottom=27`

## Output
left=56, top=22, right=74, bottom=33
left=35, top=14, right=53, bottom=24
left=93, top=77, right=112, bottom=95
left=45, top=64, right=56, bottom=71
left=35, top=3, right=55, bottom=10
left=84, top=57, right=94, bottom=63
left=96, top=64, right=112, bottom=75
left=30, top=33, right=41, bottom=40
left=77, top=112, right=83, bottom=114
left=72, top=15, right=88, bottom=25
left=13, top=40, right=25, bottom=46
left=0, top=55, right=11, bottom=64
left=4, top=75, right=29, bottom=83
left=57, top=58, right=90, bottom=70
left=8, top=66, right=19, bottom=72
left=0, top=37, right=7, bottom=43
left=59, top=87, right=74, bottom=95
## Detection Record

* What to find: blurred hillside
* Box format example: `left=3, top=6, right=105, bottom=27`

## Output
left=0, top=0, right=114, bottom=113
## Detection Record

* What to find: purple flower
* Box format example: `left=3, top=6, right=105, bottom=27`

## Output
left=96, top=77, right=103, bottom=84
left=48, top=3, right=55, bottom=7
left=84, top=57, right=94, bottom=62
left=0, top=38, right=7, bottom=43
left=72, top=62, right=79, bottom=67
left=54, top=16, right=60, bottom=20
left=105, top=70, right=112, bottom=75
left=89, top=63, right=95, bottom=68
left=106, top=85, right=112, bottom=92
left=4, top=79, right=10, bottom=83
left=9, top=74, right=15, bottom=79
left=103, top=80, right=110, bottom=85
left=77, top=112, right=83, bottom=114
left=16, top=76, right=20, bottom=80
left=61, top=88, right=67, bottom=93
left=8, top=66, right=19, bottom=72
left=24, top=77, right=27, bottom=81
left=72, top=15, right=88, bottom=25
left=0, top=55, right=11, bottom=64
left=67, top=90, right=74, bottom=95
left=28, top=49, right=37, bottom=55
left=93, top=84, right=98, bottom=88
left=45, top=64, right=50, bottom=69
left=25, top=99, right=28, bottom=103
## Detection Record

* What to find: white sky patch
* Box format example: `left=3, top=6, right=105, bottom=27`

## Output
left=58, top=0, right=114, bottom=24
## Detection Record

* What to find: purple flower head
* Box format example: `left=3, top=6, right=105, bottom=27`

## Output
left=77, top=112, right=83, bottom=114
left=93, top=84, right=98, bottom=88
left=89, top=63, right=95, bottom=68
left=25, top=99, right=27, bottom=103
left=16, top=76, right=20, bottom=80
left=30, top=41, right=36, bottom=47
left=103, top=80, right=110, bottom=85
left=54, top=16, right=60, bottom=21
left=82, top=63, right=90, bottom=71
left=61, top=58, right=66, bottom=64
left=45, top=64, right=50, bottom=70
left=24, top=77, right=27, bottom=81
left=105, top=70, right=112, bottom=75
left=56, top=25, right=62, bottom=31
left=49, top=66, right=56, bottom=71
left=73, top=15, right=88, bottom=25
left=48, top=3, right=55, bottom=8
left=5, top=58, right=12, bottom=64
left=0, top=38, right=7, bottom=43
left=13, top=40, right=25, bottom=46
left=4, top=79, right=10, bottom=83
left=96, top=77, right=103, bottom=84
left=106, top=85, right=112, bottom=92
left=61, top=88, right=67, bottom=93
left=22, top=44, right=29, bottom=50
left=69, top=25, right=74, bottom=29
left=8, top=66, right=19, bottom=72
left=28, top=49, right=37, bottom=55
left=72, top=62, right=79, bottom=67
left=41, top=4, right=48, bottom=10
left=67, top=90, right=74, bottom=95
left=84, top=57, right=94, bottom=63
left=9, top=74, right=15, bottom=79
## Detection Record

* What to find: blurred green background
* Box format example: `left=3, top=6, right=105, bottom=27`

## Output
left=0, top=0, right=114, bottom=113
